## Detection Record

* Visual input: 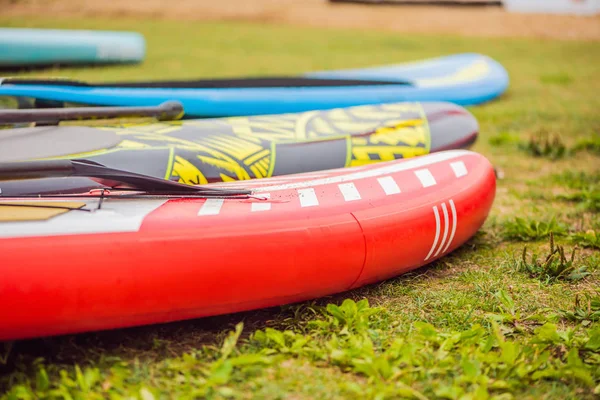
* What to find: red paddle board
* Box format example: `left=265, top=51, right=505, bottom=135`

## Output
left=0, top=150, right=495, bottom=340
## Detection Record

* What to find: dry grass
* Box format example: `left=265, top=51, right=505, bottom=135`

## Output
left=3, top=0, right=600, bottom=40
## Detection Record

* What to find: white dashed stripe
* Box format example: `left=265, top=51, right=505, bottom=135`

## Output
left=414, top=169, right=437, bottom=188
left=424, top=205, right=441, bottom=261
left=298, top=188, right=319, bottom=207
left=434, top=202, right=450, bottom=258
left=377, top=176, right=401, bottom=195
left=338, top=182, right=361, bottom=202
left=197, top=198, right=224, bottom=216
left=251, top=194, right=271, bottom=212
left=450, top=161, right=468, bottom=178
left=442, top=200, right=458, bottom=253
left=253, top=150, right=470, bottom=192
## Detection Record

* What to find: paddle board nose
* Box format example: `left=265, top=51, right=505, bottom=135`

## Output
left=424, top=102, right=479, bottom=152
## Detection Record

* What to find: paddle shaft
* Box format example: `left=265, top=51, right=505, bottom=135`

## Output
left=0, top=101, right=184, bottom=124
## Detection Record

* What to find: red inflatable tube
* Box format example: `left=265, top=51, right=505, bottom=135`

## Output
left=0, top=150, right=495, bottom=340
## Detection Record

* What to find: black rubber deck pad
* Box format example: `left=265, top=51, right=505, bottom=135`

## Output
left=2, top=76, right=410, bottom=88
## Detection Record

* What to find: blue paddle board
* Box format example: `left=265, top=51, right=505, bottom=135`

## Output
left=0, top=53, right=508, bottom=117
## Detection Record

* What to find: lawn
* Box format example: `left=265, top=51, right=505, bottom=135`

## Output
left=0, top=16, right=599, bottom=400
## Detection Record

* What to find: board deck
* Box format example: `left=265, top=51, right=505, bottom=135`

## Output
left=0, top=101, right=478, bottom=195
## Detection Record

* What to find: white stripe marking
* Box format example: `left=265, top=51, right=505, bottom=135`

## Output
left=298, top=188, right=319, bottom=207
left=377, top=176, right=401, bottom=195
left=251, top=193, right=271, bottom=212
left=197, top=198, right=224, bottom=216
left=253, top=150, right=470, bottom=192
left=434, top=203, right=450, bottom=258
left=442, top=199, right=458, bottom=253
left=338, top=182, right=361, bottom=202
left=450, top=161, right=468, bottom=178
left=424, top=205, right=441, bottom=261
left=414, top=169, right=437, bottom=188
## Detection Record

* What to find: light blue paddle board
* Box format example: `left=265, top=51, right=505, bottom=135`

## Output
left=0, top=53, right=508, bottom=116
left=0, top=28, right=145, bottom=67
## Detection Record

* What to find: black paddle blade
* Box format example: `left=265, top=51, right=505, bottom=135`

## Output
left=0, top=159, right=250, bottom=197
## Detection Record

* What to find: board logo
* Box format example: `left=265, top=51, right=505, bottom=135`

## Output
left=424, top=199, right=458, bottom=261
left=46, top=103, right=430, bottom=184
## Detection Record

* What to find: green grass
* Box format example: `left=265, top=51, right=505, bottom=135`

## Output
left=501, top=217, right=568, bottom=241
left=1, top=16, right=600, bottom=400
left=512, top=233, right=592, bottom=284
left=518, top=131, right=569, bottom=160
left=556, top=293, right=600, bottom=324
left=574, top=136, right=600, bottom=156
left=572, top=230, right=600, bottom=250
